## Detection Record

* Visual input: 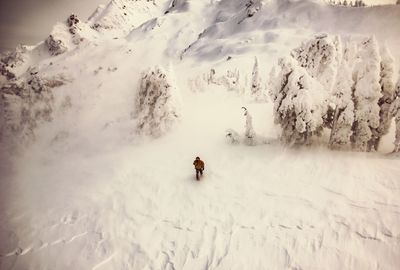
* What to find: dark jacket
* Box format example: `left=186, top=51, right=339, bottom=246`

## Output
left=193, top=159, right=205, bottom=170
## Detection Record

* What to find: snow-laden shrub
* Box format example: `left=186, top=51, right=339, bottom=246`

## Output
left=195, top=67, right=247, bottom=94
left=134, top=66, right=181, bottom=138
left=225, top=129, right=240, bottom=144
left=269, top=57, right=327, bottom=145
left=219, top=69, right=241, bottom=92
left=351, top=37, right=382, bottom=151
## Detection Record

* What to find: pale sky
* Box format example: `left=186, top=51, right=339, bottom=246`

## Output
left=0, top=0, right=106, bottom=52
left=0, top=0, right=397, bottom=52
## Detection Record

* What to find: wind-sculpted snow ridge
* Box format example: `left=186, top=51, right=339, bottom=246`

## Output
left=1, top=0, right=399, bottom=76
left=88, top=0, right=169, bottom=36
left=173, top=0, right=400, bottom=61
left=44, top=0, right=169, bottom=56
left=0, top=0, right=400, bottom=269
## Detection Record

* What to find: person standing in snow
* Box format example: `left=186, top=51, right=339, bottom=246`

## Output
left=193, top=157, right=205, bottom=180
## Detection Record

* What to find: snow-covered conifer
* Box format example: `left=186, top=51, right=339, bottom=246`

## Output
left=269, top=57, right=327, bottom=145
left=291, top=34, right=341, bottom=92
left=351, top=37, right=382, bottom=151
left=134, top=66, right=181, bottom=138
left=390, top=79, right=400, bottom=152
left=250, top=57, right=262, bottom=99
left=368, top=45, right=396, bottom=151
left=329, top=56, right=355, bottom=149
left=391, top=99, right=400, bottom=153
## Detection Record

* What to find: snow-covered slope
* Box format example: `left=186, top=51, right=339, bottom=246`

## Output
left=1, top=0, right=400, bottom=269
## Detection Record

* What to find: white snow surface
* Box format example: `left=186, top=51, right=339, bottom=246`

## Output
left=1, top=0, right=400, bottom=269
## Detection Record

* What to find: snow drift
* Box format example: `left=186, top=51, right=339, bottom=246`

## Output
left=0, top=0, right=400, bottom=269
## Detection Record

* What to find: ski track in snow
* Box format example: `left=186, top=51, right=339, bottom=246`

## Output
left=1, top=89, right=400, bottom=270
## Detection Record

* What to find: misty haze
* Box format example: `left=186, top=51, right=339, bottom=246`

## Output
left=0, top=0, right=400, bottom=269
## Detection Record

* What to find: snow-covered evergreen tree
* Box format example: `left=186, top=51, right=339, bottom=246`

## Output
left=134, top=66, right=181, bottom=138
left=390, top=79, right=400, bottom=152
left=242, top=107, right=256, bottom=145
left=351, top=37, right=382, bottom=151
left=368, top=45, right=396, bottom=151
left=269, top=57, right=327, bottom=145
left=291, top=34, right=341, bottom=93
left=391, top=99, right=400, bottom=153
left=269, top=34, right=395, bottom=151
left=329, top=55, right=355, bottom=149
left=250, top=57, right=262, bottom=99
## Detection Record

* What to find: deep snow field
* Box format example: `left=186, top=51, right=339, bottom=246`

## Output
left=1, top=0, right=400, bottom=269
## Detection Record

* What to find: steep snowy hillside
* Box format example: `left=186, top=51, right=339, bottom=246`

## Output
left=1, top=0, right=400, bottom=269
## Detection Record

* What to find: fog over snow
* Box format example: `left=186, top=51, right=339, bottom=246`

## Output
left=0, top=0, right=400, bottom=269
